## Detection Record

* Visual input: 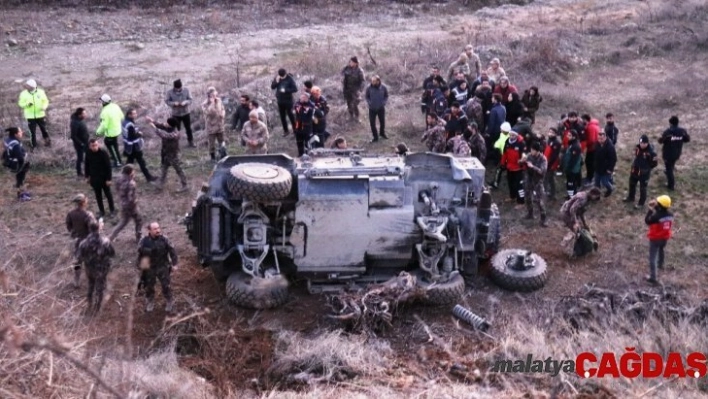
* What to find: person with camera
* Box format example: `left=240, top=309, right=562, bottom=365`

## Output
left=271, top=68, right=298, bottom=136
left=645, top=195, right=674, bottom=284
left=623, top=134, right=658, bottom=209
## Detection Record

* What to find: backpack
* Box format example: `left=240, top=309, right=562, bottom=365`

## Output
left=573, top=228, right=598, bottom=257
left=2, top=140, right=19, bottom=171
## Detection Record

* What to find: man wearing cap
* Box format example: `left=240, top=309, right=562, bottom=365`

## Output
left=202, top=87, right=226, bottom=161
left=241, top=111, right=270, bottom=154
left=522, top=141, right=548, bottom=226
left=645, top=195, right=674, bottom=284
left=146, top=116, right=188, bottom=193
left=17, top=79, right=51, bottom=148
left=271, top=68, right=298, bottom=136
left=66, top=193, right=96, bottom=288
left=342, top=57, right=365, bottom=121
left=109, top=165, right=142, bottom=243
left=165, top=79, right=194, bottom=147
left=658, top=115, right=691, bottom=191
left=96, top=94, right=124, bottom=168
left=623, top=134, right=658, bottom=209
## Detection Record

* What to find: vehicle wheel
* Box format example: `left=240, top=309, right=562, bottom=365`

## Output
left=225, top=272, right=289, bottom=309
left=226, top=163, right=292, bottom=202
left=489, top=249, right=548, bottom=292
left=415, top=270, right=465, bottom=306
left=211, top=262, right=230, bottom=283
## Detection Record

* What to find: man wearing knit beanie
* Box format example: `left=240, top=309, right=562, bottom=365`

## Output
left=165, top=79, right=194, bottom=147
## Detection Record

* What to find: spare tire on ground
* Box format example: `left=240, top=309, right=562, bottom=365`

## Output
left=226, top=163, right=292, bottom=202
left=225, top=272, right=289, bottom=309
left=415, top=270, right=466, bottom=306
left=489, top=249, right=548, bottom=292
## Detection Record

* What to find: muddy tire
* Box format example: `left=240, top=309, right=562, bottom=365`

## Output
left=490, top=249, right=548, bottom=292
left=226, top=163, right=292, bottom=202
left=225, top=272, right=289, bottom=309
left=415, top=271, right=466, bottom=306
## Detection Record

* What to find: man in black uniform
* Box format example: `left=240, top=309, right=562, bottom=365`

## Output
left=76, top=220, right=115, bottom=314
left=66, top=193, right=96, bottom=288
left=623, top=134, right=658, bottom=209
left=137, top=222, right=179, bottom=313
left=658, top=115, right=690, bottom=191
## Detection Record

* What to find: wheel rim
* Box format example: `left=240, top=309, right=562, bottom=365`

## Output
left=242, top=166, right=280, bottom=179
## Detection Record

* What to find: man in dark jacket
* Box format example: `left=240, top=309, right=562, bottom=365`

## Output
left=604, top=113, right=619, bottom=146
left=485, top=93, right=506, bottom=165
left=70, top=108, right=89, bottom=179
left=293, top=93, right=315, bottom=156
left=342, top=56, right=365, bottom=121
left=146, top=116, right=188, bottom=193
left=165, top=79, right=194, bottom=147
left=443, top=102, right=468, bottom=141
left=365, top=75, right=389, bottom=142
left=310, top=86, right=330, bottom=147
left=644, top=195, right=673, bottom=284
left=271, top=68, right=298, bottom=136
left=231, top=94, right=252, bottom=133
left=561, top=130, right=583, bottom=199
left=84, top=138, right=115, bottom=217
left=122, top=109, right=156, bottom=183
left=138, top=222, right=179, bottom=313
left=422, top=66, right=446, bottom=90
left=66, top=193, right=96, bottom=288
left=658, top=115, right=690, bottom=191
left=3, top=127, right=31, bottom=202
left=623, top=135, right=658, bottom=208
left=76, top=220, right=115, bottom=314
left=593, top=130, right=617, bottom=197
left=544, top=127, right=562, bottom=199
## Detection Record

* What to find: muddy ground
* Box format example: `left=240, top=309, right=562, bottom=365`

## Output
left=0, top=0, right=707, bottom=397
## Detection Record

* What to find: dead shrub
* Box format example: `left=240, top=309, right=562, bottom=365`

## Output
left=511, top=36, right=574, bottom=84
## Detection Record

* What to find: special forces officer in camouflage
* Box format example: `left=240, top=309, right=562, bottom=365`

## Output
left=76, top=220, right=115, bottom=314
left=138, top=222, right=179, bottom=313
left=146, top=116, right=188, bottom=193
left=522, top=141, right=549, bottom=227
left=109, top=165, right=142, bottom=242
left=66, top=193, right=96, bottom=288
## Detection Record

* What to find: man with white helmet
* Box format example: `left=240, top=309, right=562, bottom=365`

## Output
left=645, top=195, right=674, bottom=284
left=17, top=79, right=51, bottom=148
left=96, top=94, right=124, bottom=168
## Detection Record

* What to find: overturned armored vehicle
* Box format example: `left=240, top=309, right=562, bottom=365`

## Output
left=184, top=150, right=522, bottom=309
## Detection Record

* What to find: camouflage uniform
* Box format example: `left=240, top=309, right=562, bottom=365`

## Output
left=447, top=135, right=471, bottom=157
left=66, top=206, right=96, bottom=286
left=76, top=232, right=115, bottom=312
left=201, top=98, right=225, bottom=157
left=468, top=131, right=487, bottom=164
left=560, top=191, right=592, bottom=232
left=153, top=122, right=187, bottom=189
left=464, top=97, right=484, bottom=133
left=341, top=65, right=365, bottom=118
left=109, top=174, right=142, bottom=242
left=138, top=234, right=178, bottom=304
left=422, top=122, right=447, bottom=153
left=523, top=152, right=548, bottom=223
left=241, top=120, right=270, bottom=154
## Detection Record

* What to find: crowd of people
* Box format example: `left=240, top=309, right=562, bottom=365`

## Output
left=1, top=45, right=693, bottom=314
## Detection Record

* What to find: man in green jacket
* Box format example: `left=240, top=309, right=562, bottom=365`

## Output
left=17, top=79, right=51, bottom=148
left=96, top=94, right=124, bottom=168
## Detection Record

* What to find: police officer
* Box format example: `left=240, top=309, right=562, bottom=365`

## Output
left=76, top=220, right=115, bottom=314
left=522, top=141, right=548, bottom=227
left=66, top=193, right=96, bottom=288
left=623, top=134, right=658, bottom=209
left=658, top=116, right=690, bottom=191
left=138, top=222, right=178, bottom=313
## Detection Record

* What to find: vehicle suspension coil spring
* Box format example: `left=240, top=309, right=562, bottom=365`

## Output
left=453, top=305, right=490, bottom=332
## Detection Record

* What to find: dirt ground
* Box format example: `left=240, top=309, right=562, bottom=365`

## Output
left=1, top=0, right=707, bottom=397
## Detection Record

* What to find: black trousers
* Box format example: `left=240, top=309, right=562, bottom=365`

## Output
left=27, top=118, right=49, bottom=148
left=104, top=137, right=122, bottom=166
left=507, top=169, right=524, bottom=204
left=368, top=108, right=386, bottom=139
left=278, top=103, right=295, bottom=133
left=628, top=173, right=649, bottom=205
left=664, top=158, right=677, bottom=190
left=585, top=150, right=596, bottom=181
left=126, top=151, right=154, bottom=181
left=566, top=172, right=582, bottom=198
left=72, top=140, right=85, bottom=176
left=174, top=114, right=193, bottom=143
left=295, top=128, right=312, bottom=157
left=15, top=162, right=30, bottom=189
left=91, top=181, right=115, bottom=215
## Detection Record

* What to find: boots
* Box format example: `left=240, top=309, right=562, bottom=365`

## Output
left=524, top=210, right=534, bottom=220
left=540, top=213, right=548, bottom=228
left=165, top=299, right=174, bottom=313
left=145, top=299, right=155, bottom=313
left=210, top=152, right=215, bottom=161
left=73, top=268, right=81, bottom=288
